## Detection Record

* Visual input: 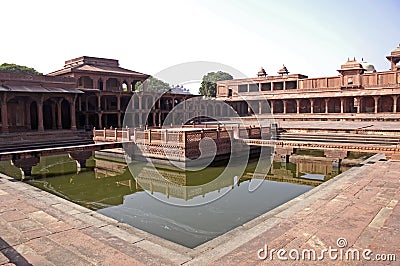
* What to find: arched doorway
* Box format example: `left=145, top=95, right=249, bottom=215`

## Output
left=30, top=102, right=38, bottom=130
left=286, top=100, right=296, bottom=113
left=273, top=100, right=284, bottom=113
left=61, top=100, right=71, bottom=129
left=299, top=99, right=311, bottom=113
left=313, top=98, right=325, bottom=113
left=360, top=97, right=375, bottom=113
left=43, top=100, right=53, bottom=130
left=378, top=96, right=393, bottom=112
left=328, top=98, right=341, bottom=113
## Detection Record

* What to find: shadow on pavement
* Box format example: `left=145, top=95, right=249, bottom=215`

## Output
left=0, top=237, right=32, bottom=266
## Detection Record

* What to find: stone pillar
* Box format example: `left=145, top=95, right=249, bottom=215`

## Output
left=296, top=99, right=300, bottom=114
left=127, top=80, right=132, bottom=91
left=158, top=112, right=162, bottom=126
left=117, top=95, right=121, bottom=111
left=70, top=97, right=77, bottom=130
left=1, top=96, right=8, bottom=133
left=153, top=112, right=156, bottom=127
left=393, top=95, right=398, bottom=113
left=270, top=101, right=274, bottom=114
left=38, top=98, right=44, bottom=132
left=97, top=94, right=101, bottom=111
left=340, top=98, right=344, bottom=113
left=103, top=78, right=107, bottom=91
left=117, top=114, right=121, bottom=128
left=325, top=98, right=329, bottom=114
left=373, top=96, right=379, bottom=114
left=310, top=99, right=314, bottom=114
left=283, top=100, right=287, bottom=114
left=259, top=101, right=263, bottom=114
left=356, top=97, right=361, bottom=113
left=98, top=113, right=102, bottom=129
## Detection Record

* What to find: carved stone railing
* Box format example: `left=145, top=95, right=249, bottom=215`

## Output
left=93, top=127, right=135, bottom=142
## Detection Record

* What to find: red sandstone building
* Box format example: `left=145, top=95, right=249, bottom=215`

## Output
left=216, top=44, right=400, bottom=121
left=0, top=57, right=195, bottom=136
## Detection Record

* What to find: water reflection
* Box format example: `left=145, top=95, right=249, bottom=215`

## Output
left=20, top=153, right=351, bottom=247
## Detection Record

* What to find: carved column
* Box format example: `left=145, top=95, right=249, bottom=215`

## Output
left=97, top=94, right=101, bottom=111
left=70, top=96, right=77, bottom=130
left=392, top=95, right=398, bottom=113
left=340, top=98, right=345, bottom=113
left=283, top=100, right=287, bottom=114
left=310, top=99, right=314, bottom=114
left=325, top=98, right=329, bottom=114
left=373, top=96, right=380, bottom=114
left=296, top=99, right=300, bottom=114
left=98, top=113, right=102, bottom=129
left=38, top=97, right=44, bottom=132
left=57, top=100, right=62, bottom=129
left=270, top=101, right=274, bottom=114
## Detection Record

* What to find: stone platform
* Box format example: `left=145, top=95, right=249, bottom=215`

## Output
left=0, top=153, right=399, bottom=265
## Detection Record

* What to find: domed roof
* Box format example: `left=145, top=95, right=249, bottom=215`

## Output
left=360, top=58, right=376, bottom=73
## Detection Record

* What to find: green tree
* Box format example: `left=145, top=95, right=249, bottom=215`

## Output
left=0, top=63, right=42, bottom=75
left=199, top=71, right=233, bottom=97
left=135, top=77, right=171, bottom=92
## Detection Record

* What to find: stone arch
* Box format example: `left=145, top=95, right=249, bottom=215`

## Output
left=360, top=96, right=374, bottom=113
left=286, top=100, right=296, bottom=113
left=299, top=99, right=311, bottom=113
left=378, top=96, right=393, bottom=112
left=7, top=98, right=22, bottom=129
left=61, top=99, right=71, bottom=129
left=78, top=76, right=93, bottom=89
left=106, top=78, right=120, bottom=91
left=328, top=98, right=341, bottom=113
left=273, top=100, right=284, bottom=113
left=313, top=98, right=325, bottom=113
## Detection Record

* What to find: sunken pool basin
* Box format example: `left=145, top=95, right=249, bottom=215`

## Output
left=0, top=151, right=369, bottom=248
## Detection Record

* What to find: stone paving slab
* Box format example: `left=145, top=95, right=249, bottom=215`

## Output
left=0, top=153, right=399, bottom=265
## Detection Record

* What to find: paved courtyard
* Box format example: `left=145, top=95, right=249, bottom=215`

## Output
left=0, top=153, right=399, bottom=265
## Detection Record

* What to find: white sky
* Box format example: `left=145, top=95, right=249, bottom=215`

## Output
left=1, top=0, right=399, bottom=94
